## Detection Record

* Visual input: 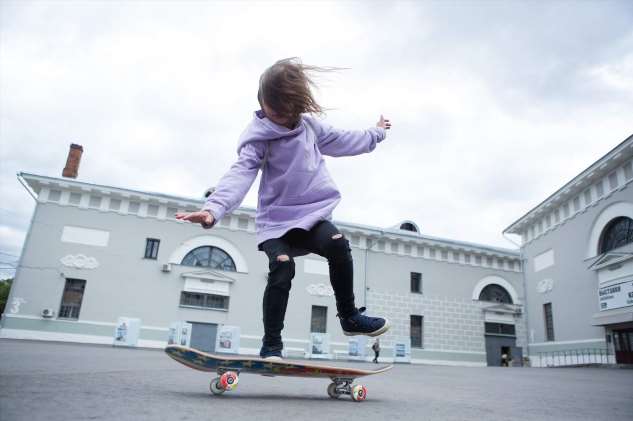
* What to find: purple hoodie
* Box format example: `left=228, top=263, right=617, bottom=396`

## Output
left=202, top=110, right=386, bottom=246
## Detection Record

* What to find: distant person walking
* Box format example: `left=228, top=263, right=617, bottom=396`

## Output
left=372, top=339, right=380, bottom=363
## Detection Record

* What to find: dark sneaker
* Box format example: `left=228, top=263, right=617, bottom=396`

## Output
left=339, top=307, right=390, bottom=337
left=259, top=343, right=283, bottom=360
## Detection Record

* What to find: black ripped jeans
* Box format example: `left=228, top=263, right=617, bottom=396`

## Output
left=257, top=220, right=356, bottom=348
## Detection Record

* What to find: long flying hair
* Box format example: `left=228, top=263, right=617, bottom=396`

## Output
left=258, top=57, right=343, bottom=124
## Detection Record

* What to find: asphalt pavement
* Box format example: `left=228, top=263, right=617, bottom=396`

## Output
left=1, top=339, right=632, bottom=421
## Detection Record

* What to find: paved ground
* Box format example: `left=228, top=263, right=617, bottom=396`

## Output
left=1, top=339, right=632, bottom=421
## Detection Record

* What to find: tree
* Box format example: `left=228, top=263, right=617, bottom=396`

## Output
left=0, top=278, right=13, bottom=315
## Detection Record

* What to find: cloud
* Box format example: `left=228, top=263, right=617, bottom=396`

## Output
left=1, top=0, right=632, bottom=259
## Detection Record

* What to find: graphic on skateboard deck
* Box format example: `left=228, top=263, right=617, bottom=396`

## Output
left=165, top=345, right=393, bottom=401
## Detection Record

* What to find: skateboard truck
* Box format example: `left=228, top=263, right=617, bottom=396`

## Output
left=327, top=377, right=367, bottom=402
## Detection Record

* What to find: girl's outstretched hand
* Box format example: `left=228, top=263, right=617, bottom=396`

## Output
left=377, top=115, right=391, bottom=130
left=175, top=210, right=214, bottom=228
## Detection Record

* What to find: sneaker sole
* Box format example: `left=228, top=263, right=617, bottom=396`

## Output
left=343, top=319, right=391, bottom=337
left=262, top=355, right=283, bottom=361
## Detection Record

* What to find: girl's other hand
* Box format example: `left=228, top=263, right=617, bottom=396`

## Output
left=377, top=115, right=391, bottom=130
left=175, top=210, right=214, bottom=227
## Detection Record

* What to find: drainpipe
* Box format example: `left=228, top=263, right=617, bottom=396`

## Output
left=362, top=230, right=384, bottom=308
left=503, top=231, right=531, bottom=365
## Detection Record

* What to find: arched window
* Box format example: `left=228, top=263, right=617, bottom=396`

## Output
left=478, top=284, right=513, bottom=304
left=181, top=246, right=236, bottom=272
left=599, top=217, right=633, bottom=254
left=400, top=222, right=418, bottom=233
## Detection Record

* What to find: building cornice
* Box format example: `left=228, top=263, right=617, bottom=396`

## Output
left=503, top=134, right=633, bottom=241
left=18, top=172, right=521, bottom=271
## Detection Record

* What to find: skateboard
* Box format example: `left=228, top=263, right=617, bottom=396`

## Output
left=165, top=345, right=393, bottom=401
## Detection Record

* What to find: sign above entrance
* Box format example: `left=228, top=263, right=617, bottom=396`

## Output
left=599, top=278, right=633, bottom=311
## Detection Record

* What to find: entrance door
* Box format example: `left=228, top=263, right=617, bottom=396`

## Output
left=189, top=322, right=217, bottom=353
left=485, top=335, right=519, bottom=366
left=613, top=329, right=633, bottom=364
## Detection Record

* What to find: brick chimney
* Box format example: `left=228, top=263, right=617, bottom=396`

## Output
left=62, top=143, right=83, bottom=179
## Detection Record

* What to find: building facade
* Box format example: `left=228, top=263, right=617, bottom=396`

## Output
left=1, top=171, right=525, bottom=366
left=504, top=135, right=633, bottom=366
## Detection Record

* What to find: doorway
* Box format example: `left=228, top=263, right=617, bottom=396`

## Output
left=613, top=329, right=633, bottom=364
left=188, top=322, right=218, bottom=353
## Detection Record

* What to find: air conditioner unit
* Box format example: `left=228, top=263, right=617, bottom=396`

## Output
left=162, top=263, right=172, bottom=273
left=41, top=308, right=55, bottom=318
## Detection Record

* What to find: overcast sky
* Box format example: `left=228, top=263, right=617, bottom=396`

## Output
left=1, top=0, right=632, bottom=278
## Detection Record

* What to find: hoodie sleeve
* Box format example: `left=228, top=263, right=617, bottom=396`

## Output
left=200, top=141, right=265, bottom=228
left=305, top=116, right=387, bottom=157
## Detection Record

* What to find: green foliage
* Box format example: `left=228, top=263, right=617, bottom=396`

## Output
left=0, top=278, right=13, bottom=315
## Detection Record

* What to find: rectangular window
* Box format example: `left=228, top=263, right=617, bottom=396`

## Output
left=410, top=315, right=423, bottom=348
left=404, top=244, right=412, bottom=254
left=69, top=192, right=81, bottom=205
left=147, top=204, right=159, bottom=217
left=48, top=189, right=61, bottom=202
left=128, top=201, right=140, bottom=214
left=596, top=180, right=604, bottom=197
left=554, top=208, right=560, bottom=223
left=89, top=195, right=102, bottom=209
left=109, top=198, right=121, bottom=211
left=144, top=238, right=160, bottom=259
left=583, top=189, right=592, bottom=205
left=544, top=303, right=555, bottom=341
left=311, top=305, right=328, bottom=333
left=441, top=250, right=448, bottom=260
left=562, top=202, right=569, bottom=218
left=465, top=253, right=471, bottom=264
left=429, top=248, right=436, bottom=258
left=609, top=172, right=618, bottom=190
left=624, top=161, right=633, bottom=181
left=58, top=278, right=86, bottom=320
left=180, top=292, right=229, bottom=310
left=410, top=272, right=422, bottom=293
left=485, top=322, right=516, bottom=336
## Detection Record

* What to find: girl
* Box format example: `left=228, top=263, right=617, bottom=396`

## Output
left=176, top=58, right=392, bottom=359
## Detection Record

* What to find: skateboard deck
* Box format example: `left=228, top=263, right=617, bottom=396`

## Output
left=165, top=345, right=392, bottom=401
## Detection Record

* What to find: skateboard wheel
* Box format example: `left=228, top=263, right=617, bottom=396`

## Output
left=351, top=384, right=367, bottom=402
left=220, top=371, right=239, bottom=391
left=327, top=383, right=341, bottom=399
left=210, top=378, right=225, bottom=395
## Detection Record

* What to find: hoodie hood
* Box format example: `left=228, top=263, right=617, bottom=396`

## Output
left=237, top=110, right=305, bottom=154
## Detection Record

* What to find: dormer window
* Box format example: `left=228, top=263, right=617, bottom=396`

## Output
left=400, top=222, right=417, bottom=232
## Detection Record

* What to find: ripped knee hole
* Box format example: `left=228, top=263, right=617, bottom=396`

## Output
left=331, top=234, right=343, bottom=240
left=276, top=254, right=290, bottom=262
